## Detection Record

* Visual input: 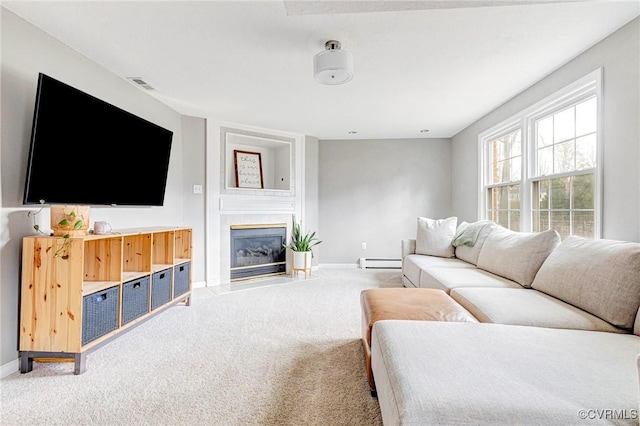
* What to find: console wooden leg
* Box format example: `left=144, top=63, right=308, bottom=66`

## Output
left=74, top=353, right=86, bottom=375
left=19, top=352, right=33, bottom=373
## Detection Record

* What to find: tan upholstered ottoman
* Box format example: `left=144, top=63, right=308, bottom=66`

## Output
left=360, top=288, right=478, bottom=394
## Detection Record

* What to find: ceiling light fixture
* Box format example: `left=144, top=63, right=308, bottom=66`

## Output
left=314, top=40, right=353, bottom=85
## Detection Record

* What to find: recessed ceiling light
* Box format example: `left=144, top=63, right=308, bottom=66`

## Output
left=348, top=131, right=357, bottom=134
left=420, top=129, right=430, bottom=133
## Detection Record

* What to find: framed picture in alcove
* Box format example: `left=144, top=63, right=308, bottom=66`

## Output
left=234, top=150, right=264, bottom=189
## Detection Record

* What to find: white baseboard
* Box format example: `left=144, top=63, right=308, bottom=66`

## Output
left=359, top=258, right=402, bottom=269
left=318, top=263, right=358, bottom=269
left=191, top=280, right=207, bottom=288
left=1, top=358, right=19, bottom=379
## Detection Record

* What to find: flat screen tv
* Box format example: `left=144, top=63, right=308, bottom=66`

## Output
left=23, top=73, right=173, bottom=206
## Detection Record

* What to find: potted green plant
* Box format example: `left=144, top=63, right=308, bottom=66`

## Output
left=27, top=200, right=87, bottom=259
left=283, top=217, right=322, bottom=275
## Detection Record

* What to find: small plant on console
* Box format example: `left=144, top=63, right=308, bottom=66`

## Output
left=27, top=200, right=85, bottom=259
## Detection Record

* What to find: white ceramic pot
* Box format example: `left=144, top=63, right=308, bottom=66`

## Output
left=292, top=250, right=312, bottom=270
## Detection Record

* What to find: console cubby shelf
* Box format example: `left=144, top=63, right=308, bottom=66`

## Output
left=19, top=226, right=192, bottom=375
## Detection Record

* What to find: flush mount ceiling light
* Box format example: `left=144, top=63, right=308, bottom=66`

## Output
left=313, top=40, right=353, bottom=85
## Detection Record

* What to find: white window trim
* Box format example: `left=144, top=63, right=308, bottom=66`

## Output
left=478, top=68, right=603, bottom=237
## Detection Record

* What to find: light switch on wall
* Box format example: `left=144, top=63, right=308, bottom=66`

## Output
left=193, top=184, right=203, bottom=194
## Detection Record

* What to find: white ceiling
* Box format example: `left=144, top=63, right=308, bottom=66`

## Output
left=2, top=0, right=639, bottom=139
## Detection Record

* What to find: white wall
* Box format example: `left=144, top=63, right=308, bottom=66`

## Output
left=0, top=9, right=190, bottom=372
left=304, top=136, right=320, bottom=266
left=275, top=145, right=291, bottom=191
left=451, top=18, right=640, bottom=242
left=318, top=138, right=452, bottom=265
left=181, top=116, right=207, bottom=285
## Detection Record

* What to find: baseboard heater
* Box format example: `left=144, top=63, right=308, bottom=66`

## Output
left=359, top=258, right=402, bottom=269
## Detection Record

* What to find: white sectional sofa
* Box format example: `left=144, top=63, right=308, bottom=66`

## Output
left=372, top=218, right=640, bottom=425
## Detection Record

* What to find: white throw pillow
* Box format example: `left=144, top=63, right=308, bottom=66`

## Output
left=415, top=216, right=457, bottom=258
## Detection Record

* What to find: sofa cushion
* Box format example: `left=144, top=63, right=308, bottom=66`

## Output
left=371, top=321, right=640, bottom=426
left=415, top=216, right=457, bottom=258
left=454, top=221, right=497, bottom=266
left=450, top=288, right=625, bottom=333
left=419, top=267, right=522, bottom=294
left=532, top=235, right=640, bottom=331
left=476, top=227, right=560, bottom=288
left=402, top=254, right=473, bottom=288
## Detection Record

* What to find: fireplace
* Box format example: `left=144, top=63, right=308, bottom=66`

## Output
left=230, top=224, right=286, bottom=280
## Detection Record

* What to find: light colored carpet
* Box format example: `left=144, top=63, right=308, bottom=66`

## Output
left=1, top=269, right=402, bottom=425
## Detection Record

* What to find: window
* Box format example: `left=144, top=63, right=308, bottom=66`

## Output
left=486, top=129, right=522, bottom=231
left=531, top=97, right=597, bottom=238
left=479, top=69, right=601, bottom=238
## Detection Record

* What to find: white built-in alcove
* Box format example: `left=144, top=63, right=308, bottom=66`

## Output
left=221, top=126, right=295, bottom=196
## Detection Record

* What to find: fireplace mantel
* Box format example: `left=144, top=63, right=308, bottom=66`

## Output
left=219, top=196, right=295, bottom=214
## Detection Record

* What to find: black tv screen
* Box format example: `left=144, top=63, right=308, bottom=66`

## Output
left=23, top=73, right=173, bottom=206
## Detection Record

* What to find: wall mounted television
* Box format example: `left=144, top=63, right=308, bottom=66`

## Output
left=23, top=73, right=173, bottom=206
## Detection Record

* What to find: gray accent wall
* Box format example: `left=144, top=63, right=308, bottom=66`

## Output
left=319, top=138, right=452, bottom=264
left=451, top=17, right=640, bottom=242
left=181, top=116, right=207, bottom=283
left=304, top=136, right=320, bottom=265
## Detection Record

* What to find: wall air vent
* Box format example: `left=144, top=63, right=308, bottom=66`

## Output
left=126, top=77, right=155, bottom=91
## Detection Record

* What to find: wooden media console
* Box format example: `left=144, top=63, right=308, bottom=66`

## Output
left=19, top=227, right=192, bottom=374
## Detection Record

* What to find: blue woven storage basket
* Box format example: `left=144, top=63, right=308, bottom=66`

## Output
left=122, top=276, right=150, bottom=325
left=82, top=286, right=119, bottom=345
left=151, top=268, right=172, bottom=310
left=173, top=262, right=190, bottom=298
